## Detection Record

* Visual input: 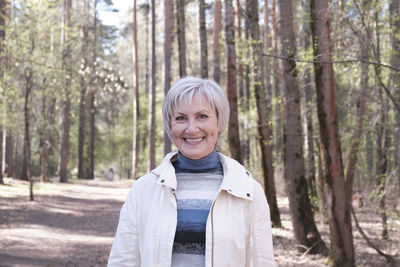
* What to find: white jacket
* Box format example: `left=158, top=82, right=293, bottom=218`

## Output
left=108, top=151, right=276, bottom=267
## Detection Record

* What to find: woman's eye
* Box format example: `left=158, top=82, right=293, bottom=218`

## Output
left=175, top=116, right=185, bottom=121
left=199, top=114, right=208, bottom=119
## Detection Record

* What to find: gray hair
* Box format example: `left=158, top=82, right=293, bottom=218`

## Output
left=162, top=76, right=230, bottom=140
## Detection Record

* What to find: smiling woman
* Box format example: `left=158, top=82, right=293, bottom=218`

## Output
left=108, top=77, right=276, bottom=267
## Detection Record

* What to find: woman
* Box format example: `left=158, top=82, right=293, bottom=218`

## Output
left=108, top=77, right=275, bottom=267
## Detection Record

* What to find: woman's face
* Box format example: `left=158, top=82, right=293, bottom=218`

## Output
left=171, top=94, right=219, bottom=160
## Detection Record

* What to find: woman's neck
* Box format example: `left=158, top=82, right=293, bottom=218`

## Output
left=176, top=150, right=219, bottom=171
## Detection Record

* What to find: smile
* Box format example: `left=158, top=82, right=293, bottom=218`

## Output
left=185, top=137, right=204, bottom=142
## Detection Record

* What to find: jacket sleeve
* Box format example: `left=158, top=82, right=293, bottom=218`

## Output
left=108, top=184, right=140, bottom=267
left=250, top=181, right=276, bottom=267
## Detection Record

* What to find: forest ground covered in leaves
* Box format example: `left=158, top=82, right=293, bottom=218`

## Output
left=0, top=177, right=399, bottom=267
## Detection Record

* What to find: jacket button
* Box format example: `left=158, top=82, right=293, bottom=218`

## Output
left=247, top=193, right=250, bottom=197
left=161, top=179, right=165, bottom=183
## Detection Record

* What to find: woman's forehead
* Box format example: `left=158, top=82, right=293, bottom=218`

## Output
left=174, top=94, right=215, bottom=111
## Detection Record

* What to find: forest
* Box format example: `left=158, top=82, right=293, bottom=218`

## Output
left=0, top=0, right=399, bottom=266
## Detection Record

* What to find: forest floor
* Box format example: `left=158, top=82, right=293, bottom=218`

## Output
left=0, top=177, right=399, bottom=267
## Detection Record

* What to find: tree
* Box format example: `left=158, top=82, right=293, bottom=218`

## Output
left=301, top=0, right=317, bottom=207
left=87, top=0, right=98, bottom=180
left=373, top=5, right=389, bottom=239
left=0, top=0, right=7, bottom=184
left=390, top=0, right=400, bottom=203
left=163, top=0, right=173, bottom=155
left=58, top=0, right=72, bottom=183
left=271, top=0, right=282, bottom=162
left=310, top=0, right=355, bottom=264
left=278, top=0, right=327, bottom=254
left=176, top=0, right=186, bottom=77
left=198, top=0, right=208, bottom=78
left=77, top=0, right=90, bottom=179
left=132, top=0, right=140, bottom=178
left=213, top=0, right=222, bottom=83
left=224, top=0, right=242, bottom=163
left=148, top=0, right=156, bottom=171
left=246, top=0, right=281, bottom=228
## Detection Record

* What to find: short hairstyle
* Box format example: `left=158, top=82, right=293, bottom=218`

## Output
left=162, top=76, right=230, bottom=140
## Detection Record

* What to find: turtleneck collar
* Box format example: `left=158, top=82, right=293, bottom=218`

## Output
left=175, top=150, right=220, bottom=171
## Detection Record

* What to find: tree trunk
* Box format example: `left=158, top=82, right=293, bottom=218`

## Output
left=78, top=0, right=89, bottom=179
left=375, top=89, right=389, bottom=240
left=176, top=0, right=186, bottom=77
left=163, top=0, right=173, bottom=156
left=213, top=0, right=222, bottom=83
left=144, top=3, right=150, bottom=94
left=5, top=134, right=13, bottom=177
left=278, top=0, right=327, bottom=254
left=390, top=0, right=400, bottom=205
left=198, top=0, right=208, bottom=78
left=247, top=0, right=281, bottom=228
left=224, top=0, right=242, bottom=164
left=0, top=0, right=7, bottom=184
left=236, top=1, right=243, bottom=105
left=316, top=136, right=329, bottom=223
left=58, top=0, right=72, bottom=183
left=263, top=0, right=272, bottom=114
left=148, top=0, right=156, bottom=171
left=302, top=0, right=317, bottom=207
left=310, top=0, right=355, bottom=264
left=237, top=1, right=249, bottom=165
left=272, top=0, right=282, bottom=163
left=374, top=8, right=388, bottom=239
left=344, top=32, right=369, bottom=201
left=87, top=0, right=97, bottom=180
left=132, top=0, right=140, bottom=178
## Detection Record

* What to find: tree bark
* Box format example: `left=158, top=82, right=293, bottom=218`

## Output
left=144, top=3, right=150, bottom=94
left=374, top=8, right=388, bottom=239
left=198, top=0, right=208, bottom=78
left=237, top=1, right=249, bottom=165
left=213, top=0, right=222, bottom=83
left=21, top=68, right=33, bottom=182
left=176, top=0, right=186, bottom=77
left=0, top=0, right=7, bottom=184
left=132, top=0, right=140, bottom=178
left=58, top=0, right=72, bottom=183
left=163, top=0, right=173, bottom=156
left=78, top=0, right=89, bottom=179
left=390, top=0, right=400, bottom=204
left=263, top=0, right=272, bottom=114
left=344, top=31, right=369, bottom=202
left=5, top=134, right=13, bottom=177
left=278, top=0, right=327, bottom=254
left=247, top=0, right=281, bottom=228
left=272, top=0, right=282, bottom=162
left=302, top=0, right=317, bottom=207
left=224, top=0, right=242, bottom=164
left=88, top=0, right=97, bottom=180
left=148, top=0, right=156, bottom=171
left=310, top=0, right=355, bottom=264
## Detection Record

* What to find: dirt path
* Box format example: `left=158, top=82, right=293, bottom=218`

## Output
left=1, top=178, right=399, bottom=266
left=0, top=178, right=132, bottom=267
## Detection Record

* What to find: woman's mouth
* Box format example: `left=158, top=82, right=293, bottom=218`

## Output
left=184, top=137, right=204, bottom=143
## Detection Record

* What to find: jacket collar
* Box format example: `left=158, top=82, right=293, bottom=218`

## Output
left=151, top=150, right=254, bottom=201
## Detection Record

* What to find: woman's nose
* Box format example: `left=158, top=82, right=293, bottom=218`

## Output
left=185, top=119, right=199, bottom=134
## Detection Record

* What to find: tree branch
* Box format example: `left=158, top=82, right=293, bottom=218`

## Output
left=350, top=205, right=398, bottom=266
left=261, top=53, right=400, bottom=115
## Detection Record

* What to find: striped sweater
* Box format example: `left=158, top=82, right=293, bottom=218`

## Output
left=171, top=151, right=223, bottom=267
